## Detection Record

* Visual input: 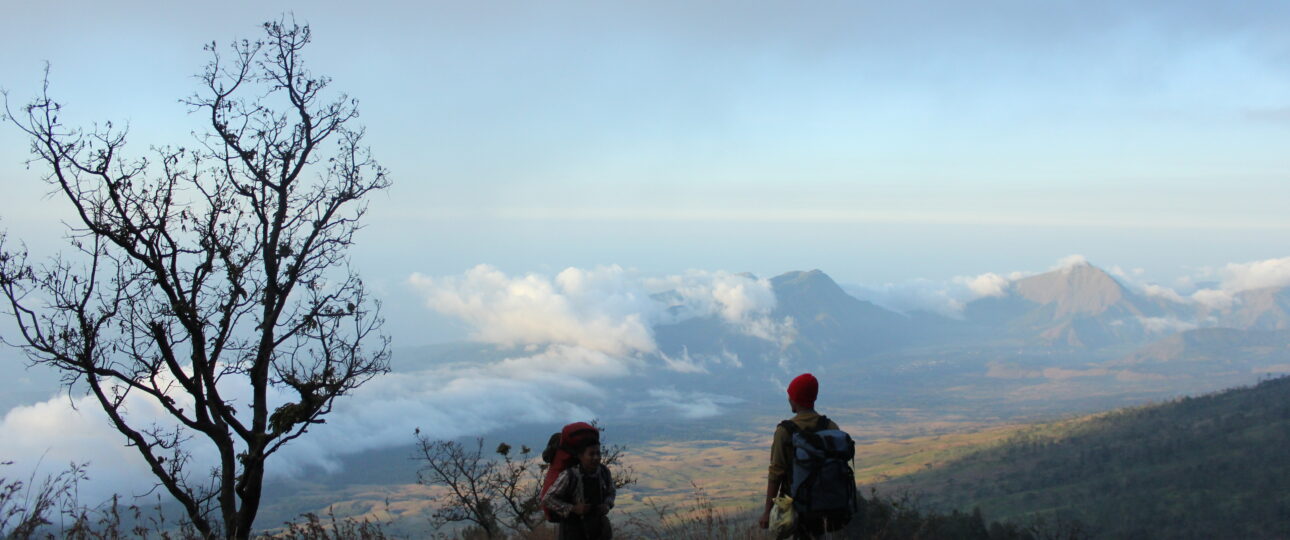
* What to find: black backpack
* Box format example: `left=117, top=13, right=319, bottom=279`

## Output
left=780, top=416, right=857, bottom=532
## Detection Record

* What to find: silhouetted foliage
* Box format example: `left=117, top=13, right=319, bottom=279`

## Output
left=273, top=504, right=394, bottom=540
left=1, top=459, right=209, bottom=539
left=843, top=489, right=1087, bottom=540
left=412, top=427, right=636, bottom=539
left=619, top=484, right=1084, bottom=540
left=3, top=458, right=1091, bottom=539
left=622, top=482, right=742, bottom=539
left=1, top=460, right=86, bottom=538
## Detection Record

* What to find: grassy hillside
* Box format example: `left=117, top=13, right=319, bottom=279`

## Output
left=879, top=375, right=1290, bottom=539
left=246, top=376, right=1290, bottom=537
left=27, top=377, right=1289, bottom=539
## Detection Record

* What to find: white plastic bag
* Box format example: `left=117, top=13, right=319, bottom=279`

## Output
left=769, top=494, right=796, bottom=539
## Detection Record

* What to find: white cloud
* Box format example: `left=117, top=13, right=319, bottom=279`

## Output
left=408, top=265, right=658, bottom=356
left=639, top=389, right=743, bottom=420
left=0, top=368, right=349, bottom=503
left=848, top=272, right=1018, bottom=317
left=1109, top=265, right=1145, bottom=279
left=410, top=265, right=796, bottom=354
left=1054, top=254, right=1089, bottom=270
left=1174, top=275, right=1197, bottom=291
left=1141, top=284, right=1187, bottom=304
left=394, top=263, right=801, bottom=448
left=286, top=357, right=606, bottom=470
left=958, top=272, right=1010, bottom=298
left=665, top=347, right=748, bottom=373
left=658, top=347, right=745, bottom=374
left=1138, top=316, right=1198, bottom=334
left=1181, top=256, right=1290, bottom=311
left=491, top=344, right=637, bottom=380
left=1, top=265, right=800, bottom=503
left=659, top=351, right=709, bottom=374
left=1097, top=263, right=1194, bottom=308
left=709, top=275, right=773, bottom=322
left=844, top=279, right=952, bottom=316
left=1191, top=288, right=1235, bottom=310
left=0, top=346, right=618, bottom=505
left=1, top=394, right=153, bottom=502
left=644, top=270, right=794, bottom=349
left=1095, top=256, right=1290, bottom=313
left=739, top=316, right=798, bottom=350
left=1215, top=256, right=1290, bottom=292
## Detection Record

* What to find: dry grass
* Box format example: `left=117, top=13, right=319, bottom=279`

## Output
left=266, top=421, right=1043, bottom=536
left=7, top=415, right=1063, bottom=538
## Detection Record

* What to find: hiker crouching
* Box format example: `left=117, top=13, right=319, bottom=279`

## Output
left=542, top=436, right=616, bottom=539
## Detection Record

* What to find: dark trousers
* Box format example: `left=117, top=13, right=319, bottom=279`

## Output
left=558, top=514, right=612, bottom=540
left=794, top=516, right=831, bottom=539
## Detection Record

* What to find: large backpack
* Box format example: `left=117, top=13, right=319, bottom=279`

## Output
left=780, top=416, right=857, bottom=532
left=538, top=422, right=599, bottom=523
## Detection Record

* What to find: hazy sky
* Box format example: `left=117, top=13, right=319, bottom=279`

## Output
left=4, top=0, right=1290, bottom=345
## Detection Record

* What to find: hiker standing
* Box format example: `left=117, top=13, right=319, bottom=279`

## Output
left=758, top=373, right=858, bottom=539
left=541, top=424, right=616, bottom=540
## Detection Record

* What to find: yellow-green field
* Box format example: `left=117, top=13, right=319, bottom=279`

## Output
left=270, top=418, right=1049, bottom=532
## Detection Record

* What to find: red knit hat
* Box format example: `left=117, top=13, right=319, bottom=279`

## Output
left=787, top=373, right=819, bottom=408
left=561, top=422, right=599, bottom=452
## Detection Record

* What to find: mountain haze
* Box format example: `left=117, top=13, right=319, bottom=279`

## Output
left=1115, top=327, right=1290, bottom=369
left=770, top=269, right=912, bottom=357
left=961, top=262, right=1189, bottom=348
left=1221, top=287, right=1290, bottom=330
left=244, top=261, right=1290, bottom=535
left=395, top=262, right=1286, bottom=419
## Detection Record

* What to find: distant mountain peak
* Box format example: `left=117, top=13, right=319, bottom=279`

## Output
left=772, top=269, right=834, bottom=288
left=1059, top=259, right=1092, bottom=272
left=768, top=269, right=910, bottom=352
left=1013, top=262, right=1128, bottom=317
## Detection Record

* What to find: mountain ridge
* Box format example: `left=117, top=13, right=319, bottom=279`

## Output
left=877, top=375, right=1290, bottom=539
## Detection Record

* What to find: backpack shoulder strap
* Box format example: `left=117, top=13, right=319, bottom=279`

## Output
left=816, top=415, right=831, bottom=432
left=778, top=419, right=800, bottom=435
left=541, top=432, right=561, bottom=464
left=776, top=420, right=798, bottom=494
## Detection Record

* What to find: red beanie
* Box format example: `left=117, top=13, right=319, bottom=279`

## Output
left=787, top=373, right=818, bottom=408
left=561, top=422, right=599, bottom=451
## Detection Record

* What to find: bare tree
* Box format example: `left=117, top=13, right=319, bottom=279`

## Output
left=413, top=428, right=638, bottom=539
left=492, top=441, right=545, bottom=535
left=0, top=19, right=390, bottom=539
left=414, top=437, right=505, bottom=538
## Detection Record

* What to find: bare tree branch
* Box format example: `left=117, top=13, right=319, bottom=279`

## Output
left=0, top=18, right=390, bottom=540
left=413, top=430, right=638, bottom=538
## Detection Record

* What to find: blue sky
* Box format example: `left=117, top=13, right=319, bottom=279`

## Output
left=3, top=0, right=1290, bottom=345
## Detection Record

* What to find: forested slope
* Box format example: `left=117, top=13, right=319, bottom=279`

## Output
left=878, top=375, right=1290, bottom=538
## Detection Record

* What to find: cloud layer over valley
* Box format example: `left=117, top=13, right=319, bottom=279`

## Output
left=4, top=255, right=1290, bottom=503
left=0, top=265, right=791, bottom=502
